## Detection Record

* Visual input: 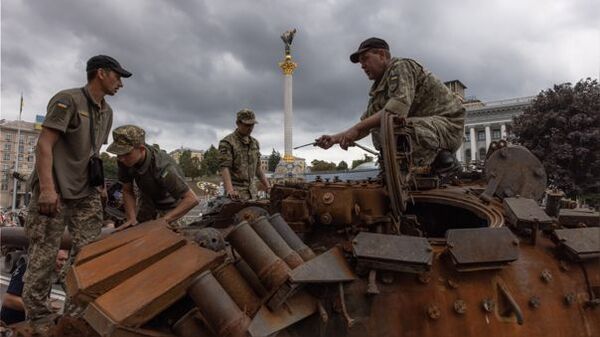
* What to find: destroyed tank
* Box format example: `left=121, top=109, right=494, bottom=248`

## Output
left=2, top=112, right=599, bottom=337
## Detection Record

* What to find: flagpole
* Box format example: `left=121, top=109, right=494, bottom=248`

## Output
left=11, top=93, right=23, bottom=212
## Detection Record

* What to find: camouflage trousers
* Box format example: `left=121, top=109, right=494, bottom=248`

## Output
left=232, top=183, right=256, bottom=201
left=376, top=116, right=463, bottom=168
left=23, top=188, right=103, bottom=322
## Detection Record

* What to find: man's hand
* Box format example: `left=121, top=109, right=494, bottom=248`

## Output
left=227, top=189, right=240, bottom=200
left=339, top=128, right=360, bottom=150
left=38, top=188, right=60, bottom=216
left=315, top=135, right=338, bottom=149
left=100, top=186, right=108, bottom=207
left=115, top=219, right=138, bottom=232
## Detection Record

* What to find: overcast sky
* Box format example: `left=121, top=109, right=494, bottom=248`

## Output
left=1, top=0, right=599, bottom=165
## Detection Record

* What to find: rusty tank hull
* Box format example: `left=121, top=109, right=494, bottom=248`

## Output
left=1, top=128, right=598, bottom=336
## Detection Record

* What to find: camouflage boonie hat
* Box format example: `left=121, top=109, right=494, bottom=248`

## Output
left=107, top=125, right=146, bottom=155
left=236, top=109, right=257, bottom=124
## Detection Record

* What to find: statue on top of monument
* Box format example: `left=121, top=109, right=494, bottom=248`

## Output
left=280, top=28, right=297, bottom=55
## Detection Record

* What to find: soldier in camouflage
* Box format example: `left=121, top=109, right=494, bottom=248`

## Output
left=107, top=125, right=199, bottom=230
left=23, top=55, right=131, bottom=335
left=316, top=37, right=465, bottom=171
left=218, top=109, right=271, bottom=200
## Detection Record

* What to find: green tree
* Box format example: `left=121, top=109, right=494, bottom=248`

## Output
left=351, top=154, right=374, bottom=169
left=511, top=78, right=600, bottom=196
left=178, top=150, right=194, bottom=178
left=201, top=145, right=220, bottom=176
left=311, top=159, right=337, bottom=172
left=100, top=152, right=118, bottom=180
left=268, top=149, right=281, bottom=172
left=337, top=160, right=348, bottom=171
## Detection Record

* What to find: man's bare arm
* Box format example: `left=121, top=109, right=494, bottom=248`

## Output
left=160, top=190, right=199, bottom=224
left=1, top=293, right=25, bottom=311
left=36, top=127, right=61, bottom=216
left=121, top=182, right=137, bottom=226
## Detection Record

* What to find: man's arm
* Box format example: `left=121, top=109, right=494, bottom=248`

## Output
left=159, top=190, right=199, bottom=223
left=220, top=167, right=239, bottom=199
left=315, top=111, right=379, bottom=150
left=36, top=127, right=61, bottom=216
left=121, top=182, right=137, bottom=227
left=218, top=140, right=239, bottom=199
left=256, top=166, right=270, bottom=192
left=1, top=293, right=24, bottom=311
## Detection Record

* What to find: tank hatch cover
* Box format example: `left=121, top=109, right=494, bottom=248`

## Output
left=553, top=228, right=600, bottom=261
left=446, top=227, right=519, bottom=271
left=503, top=197, right=553, bottom=229
left=352, top=232, right=433, bottom=274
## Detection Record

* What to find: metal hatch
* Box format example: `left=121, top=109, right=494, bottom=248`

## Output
left=446, top=227, right=519, bottom=271
left=352, top=232, right=433, bottom=274
left=553, top=227, right=600, bottom=261
left=503, top=197, right=553, bottom=229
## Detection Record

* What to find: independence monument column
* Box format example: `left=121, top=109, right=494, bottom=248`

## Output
left=279, top=29, right=297, bottom=164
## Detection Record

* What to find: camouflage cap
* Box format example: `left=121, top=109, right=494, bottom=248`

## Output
left=107, top=125, right=146, bottom=155
left=236, top=108, right=258, bottom=125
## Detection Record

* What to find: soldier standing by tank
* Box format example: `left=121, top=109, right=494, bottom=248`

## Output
left=218, top=109, right=271, bottom=201
left=107, top=125, right=199, bottom=230
left=316, top=37, right=465, bottom=172
left=22, top=55, right=131, bottom=335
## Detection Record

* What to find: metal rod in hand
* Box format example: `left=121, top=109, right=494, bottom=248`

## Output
left=352, top=143, right=378, bottom=156
left=293, top=142, right=316, bottom=150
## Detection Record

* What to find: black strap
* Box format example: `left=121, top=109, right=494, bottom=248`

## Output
left=80, top=88, right=97, bottom=154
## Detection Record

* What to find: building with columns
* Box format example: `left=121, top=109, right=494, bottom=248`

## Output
left=0, top=119, right=40, bottom=208
left=445, top=81, right=534, bottom=163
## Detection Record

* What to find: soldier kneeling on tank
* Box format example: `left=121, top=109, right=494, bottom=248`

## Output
left=107, top=125, right=199, bottom=230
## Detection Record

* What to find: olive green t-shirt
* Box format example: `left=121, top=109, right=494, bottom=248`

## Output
left=31, top=86, right=113, bottom=199
left=117, top=145, right=190, bottom=210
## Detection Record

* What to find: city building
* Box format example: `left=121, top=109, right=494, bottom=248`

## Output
left=0, top=119, right=41, bottom=208
left=260, top=155, right=270, bottom=172
left=169, top=147, right=204, bottom=164
left=444, top=80, right=534, bottom=163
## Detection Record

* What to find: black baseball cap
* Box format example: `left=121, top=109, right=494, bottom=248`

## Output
left=86, top=55, right=132, bottom=78
left=349, top=37, right=389, bottom=63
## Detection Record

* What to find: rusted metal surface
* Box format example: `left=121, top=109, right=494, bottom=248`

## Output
left=213, top=261, right=262, bottom=316
left=381, top=111, right=412, bottom=218
left=226, top=220, right=290, bottom=290
left=269, top=213, right=316, bottom=261
left=545, top=190, right=564, bottom=217
left=247, top=291, right=317, bottom=337
left=171, top=309, right=214, bottom=337
left=553, top=227, right=600, bottom=260
left=558, top=208, right=600, bottom=228
left=446, top=227, right=519, bottom=271
left=67, top=227, right=186, bottom=303
left=483, top=145, right=547, bottom=201
left=193, top=197, right=270, bottom=228
left=188, top=271, right=251, bottom=337
left=83, top=243, right=225, bottom=335
left=250, top=216, right=304, bottom=269
left=503, top=197, right=553, bottom=229
left=290, top=246, right=356, bottom=283
left=21, top=141, right=600, bottom=337
left=352, top=232, right=433, bottom=273
left=75, top=220, right=165, bottom=265
left=233, top=258, right=269, bottom=298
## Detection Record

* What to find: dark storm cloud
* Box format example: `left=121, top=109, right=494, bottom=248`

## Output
left=1, top=0, right=598, bottom=163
